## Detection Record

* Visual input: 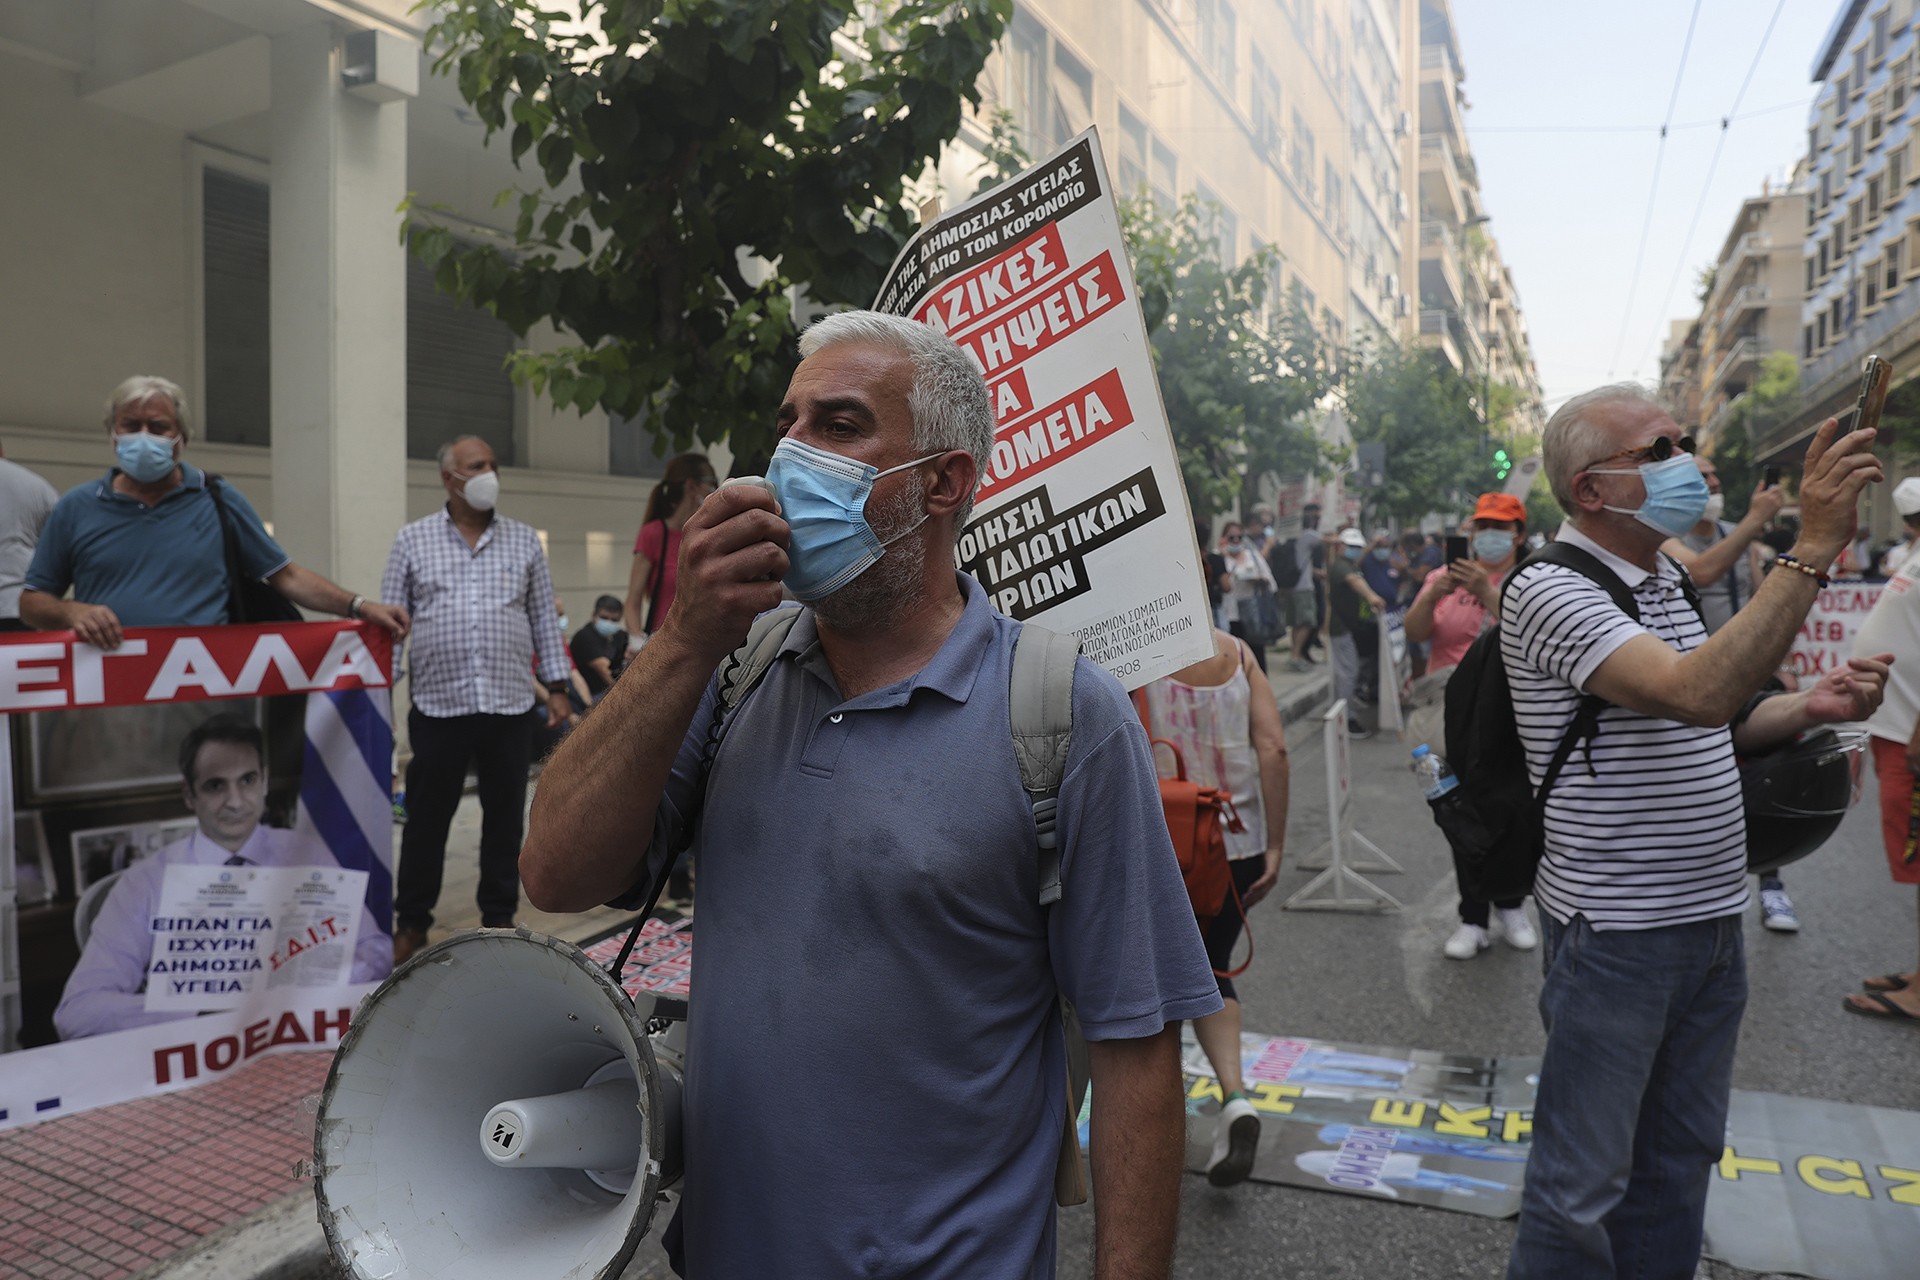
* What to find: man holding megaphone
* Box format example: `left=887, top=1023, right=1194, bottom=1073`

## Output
left=523, top=311, right=1221, bottom=1278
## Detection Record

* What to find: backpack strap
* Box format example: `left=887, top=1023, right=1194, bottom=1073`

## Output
left=718, top=607, right=804, bottom=712
left=202, top=474, right=249, bottom=622
left=1009, top=622, right=1081, bottom=906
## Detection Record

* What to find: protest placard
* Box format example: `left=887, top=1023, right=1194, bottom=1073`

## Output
left=875, top=129, right=1215, bottom=689
left=0, top=621, right=394, bottom=1129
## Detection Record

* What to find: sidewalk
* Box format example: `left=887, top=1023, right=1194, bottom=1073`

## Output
left=2, top=647, right=1330, bottom=1280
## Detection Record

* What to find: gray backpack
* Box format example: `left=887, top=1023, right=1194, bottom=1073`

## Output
left=714, top=608, right=1092, bottom=1205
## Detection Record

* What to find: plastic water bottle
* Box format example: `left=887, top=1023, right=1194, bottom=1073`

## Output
left=1411, top=744, right=1459, bottom=800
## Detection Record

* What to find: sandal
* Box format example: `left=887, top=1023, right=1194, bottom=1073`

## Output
left=1843, top=992, right=1920, bottom=1021
left=1863, top=974, right=1911, bottom=992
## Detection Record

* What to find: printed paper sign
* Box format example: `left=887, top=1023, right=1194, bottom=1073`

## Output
left=1785, top=579, right=1885, bottom=681
left=144, top=865, right=367, bottom=1012
left=875, top=129, right=1214, bottom=689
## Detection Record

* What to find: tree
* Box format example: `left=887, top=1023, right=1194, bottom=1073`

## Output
left=1119, top=194, right=1334, bottom=516
left=1341, top=343, right=1496, bottom=524
left=409, top=0, right=1010, bottom=465
left=1715, top=351, right=1799, bottom=517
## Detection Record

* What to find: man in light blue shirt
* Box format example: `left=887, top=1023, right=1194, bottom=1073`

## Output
left=521, top=312, right=1219, bottom=1278
left=21, top=376, right=407, bottom=642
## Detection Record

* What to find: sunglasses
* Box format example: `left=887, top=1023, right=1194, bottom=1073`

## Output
left=1585, top=434, right=1695, bottom=471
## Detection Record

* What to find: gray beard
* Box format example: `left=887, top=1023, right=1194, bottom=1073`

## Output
left=811, top=483, right=929, bottom=632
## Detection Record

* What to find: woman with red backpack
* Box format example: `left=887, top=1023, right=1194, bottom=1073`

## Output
left=1140, top=627, right=1291, bottom=1187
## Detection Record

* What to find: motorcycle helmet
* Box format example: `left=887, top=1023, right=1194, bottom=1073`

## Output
left=1738, top=727, right=1867, bottom=874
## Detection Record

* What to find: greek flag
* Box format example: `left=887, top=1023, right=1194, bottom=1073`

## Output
left=295, top=688, right=394, bottom=932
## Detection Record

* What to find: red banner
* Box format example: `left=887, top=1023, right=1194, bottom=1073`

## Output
left=0, top=621, right=394, bottom=713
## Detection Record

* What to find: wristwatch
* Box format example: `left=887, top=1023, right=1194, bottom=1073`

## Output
left=545, top=682, right=569, bottom=697
left=347, top=594, right=366, bottom=619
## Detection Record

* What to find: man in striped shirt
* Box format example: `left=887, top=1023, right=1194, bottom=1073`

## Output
left=1503, top=385, right=1889, bottom=1279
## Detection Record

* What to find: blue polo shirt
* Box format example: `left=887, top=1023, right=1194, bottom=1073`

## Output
left=24, top=465, right=289, bottom=627
left=645, top=575, right=1221, bottom=1279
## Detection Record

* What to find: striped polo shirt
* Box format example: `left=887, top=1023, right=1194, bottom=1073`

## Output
left=1499, top=524, right=1749, bottom=931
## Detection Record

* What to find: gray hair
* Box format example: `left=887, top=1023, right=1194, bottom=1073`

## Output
left=104, top=375, right=190, bottom=441
left=436, top=435, right=491, bottom=472
left=1542, top=382, right=1665, bottom=513
left=798, top=310, right=994, bottom=524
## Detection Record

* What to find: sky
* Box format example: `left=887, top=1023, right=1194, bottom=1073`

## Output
left=1451, top=0, right=1841, bottom=414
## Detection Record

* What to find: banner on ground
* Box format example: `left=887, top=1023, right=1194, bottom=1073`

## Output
left=874, top=128, right=1214, bottom=690
left=1178, top=1029, right=1537, bottom=1218
left=0, top=622, right=395, bottom=1130
left=1785, top=578, right=1885, bottom=681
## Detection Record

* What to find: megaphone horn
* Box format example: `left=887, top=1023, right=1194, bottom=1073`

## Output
left=312, top=929, right=684, bottom=1280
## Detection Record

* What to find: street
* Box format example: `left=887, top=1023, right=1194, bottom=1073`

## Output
left=1050, top=706, right=1920, bottom=1280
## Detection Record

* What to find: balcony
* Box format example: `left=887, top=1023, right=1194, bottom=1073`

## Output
left=1419, top=46, right=1467, bottom=149
left=1419, top=136, right=1468, bottom=225
left=1726, top=232, right=1774, bottom=267
left=1702, top=391, right=1749, bottom=448
left=1420, top=307, right=1487, bottom=377
left=1704, top=336, right=1765, bottom=399
left=1419, top=219, right=1465, bottom=310
left=1781, top=277, right=1920, bottom=457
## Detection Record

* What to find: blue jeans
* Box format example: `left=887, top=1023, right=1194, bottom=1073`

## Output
left=1506, top=912, right=1747, bottom=1280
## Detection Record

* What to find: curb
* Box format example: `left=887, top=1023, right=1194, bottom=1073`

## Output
left=1274, top=671, right=1332, bottom=730
left=129, top=1189, right=330, bottom=1280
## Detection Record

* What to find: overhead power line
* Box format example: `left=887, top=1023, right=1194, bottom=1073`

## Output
left=1468, top=97, right=1810, bottom=135
left=1637, top=0, right=1793, bottom=378
left=1607, top=0, right=1707, bottom=380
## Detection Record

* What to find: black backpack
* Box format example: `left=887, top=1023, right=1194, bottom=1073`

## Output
left=1266, top=537, right=1303, bottom=590
left=1431, top=543, right=1700, bottom=902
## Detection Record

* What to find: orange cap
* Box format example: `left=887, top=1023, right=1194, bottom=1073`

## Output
left=1472, top=492, right=1526, bottom=525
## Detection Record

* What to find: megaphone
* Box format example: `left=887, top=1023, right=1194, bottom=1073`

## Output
left=312, top=928, right=684, bottom=1280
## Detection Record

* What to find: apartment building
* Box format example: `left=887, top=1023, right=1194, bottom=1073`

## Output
left=1797, top=0, right=1920, bottom=447
left=1660, top=318, right=1706, bottom=433
left=957, top=0, right=1408, bottom=354
left=1690, top=177, right=1809, bottom=450
left=1415, top=0, right=1543, bottom=434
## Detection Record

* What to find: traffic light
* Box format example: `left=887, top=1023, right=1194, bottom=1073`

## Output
left=1493, top=447, right=1512, bottom=481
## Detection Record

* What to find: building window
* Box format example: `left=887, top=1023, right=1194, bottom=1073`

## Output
left=1118, top=107, right=1148, bottom=197
left=1852, top=127, right=1867, bottom=169
left=1871, top=175, right=1885, bottom=219
left=202, top=169, right=271, bottom=448
left=1890, top=242, right=1905, bottom=292
left=1874, top=10, right=1891, bottom=63
left=1837, top=73, right=1850, bottom=104
left=1324, top=158, right=1340, bottom=225
left=1855, top=44, right=1868, bottom=92
left=1251, top=48, right=1283, bottom=163
left=1196, top=183, right=1236, bottom=263
left=1006, top=9, right=1049, bottom=150
left=1151, top=136, right=1179, bottom=212
left=608, top=407, right=673, bottom=478
left=1291, top=109, right=1315, bottom=189
left=407, top=242, right=518, bottom=464
left=1197, top=0, right=1237, bottom=93
left=1804, top=324, right=1815, bottom=359
left=1851, top=200, right=1865, bottom=241
left=1867, top=269, right=1881, bottom=310
left=1808, top=256, right=1817, bottom=292
left=1893, top=148, right=1908, bottom=192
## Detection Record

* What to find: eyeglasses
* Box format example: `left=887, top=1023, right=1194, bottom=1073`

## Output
left=113, top=417, right=182, bottom=437
left=1585, top=434, right=1695, bottom=471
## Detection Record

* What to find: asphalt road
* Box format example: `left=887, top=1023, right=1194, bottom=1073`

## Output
left=1054, top=709, right=1920, bottom=1280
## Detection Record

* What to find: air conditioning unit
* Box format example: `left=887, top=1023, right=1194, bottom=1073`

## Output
left=1397, top=294, right=1413, bottom=317
left=1395, top=192, right=1410, bottom=221
left=1385, top=272, right=1400, bottom=296
left=1397, top=110, right=1412, bottom=138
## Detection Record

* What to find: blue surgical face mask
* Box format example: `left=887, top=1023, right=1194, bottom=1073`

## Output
left=115, top=431, right=178, bottom=483
left=1342, top=545, right=1364, bottom=561
left=592, top=617, right=620, bottom=637
left=556, top=615, right=571, bottom=634
left=1472, top=531, right=1517, bottom=563
left=1370, top=547, right=1391, bottom=562
left=1591, top=453, right=1710, bottom=538
left=764, top=438, right=942, bottom=601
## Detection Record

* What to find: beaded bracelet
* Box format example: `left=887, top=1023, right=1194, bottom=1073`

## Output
left=1773, top=553, right=1830, bottom=588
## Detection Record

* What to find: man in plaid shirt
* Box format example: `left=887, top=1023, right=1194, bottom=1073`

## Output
left=382, top=436, right=572, bottom=963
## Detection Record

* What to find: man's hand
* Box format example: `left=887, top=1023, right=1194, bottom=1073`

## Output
left=358, top=601, right=410, bottom=639
left=69, top=603, right=124, bottom=651
left=661, top=484, right=789, bottom=666
left=1795, top=417, right=1884, bottom=566
left=1743, top=480, right=1786, bottom=529
left=1244, top=847, right=1282, bottom=908
left=1802, top=653, right=1891, bottom=725
left=545, top=689, right=573, bottom=729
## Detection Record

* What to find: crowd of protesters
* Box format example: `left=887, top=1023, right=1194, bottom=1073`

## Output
left=4, top=354, right=1916, bottom=1280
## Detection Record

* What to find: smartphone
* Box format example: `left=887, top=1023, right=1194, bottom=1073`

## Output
left=1446, top=534, right=1469, bottom=564
left=1854, top=354, right=1892, bottom=434
left=1762, top=465, right=1781, bottom=487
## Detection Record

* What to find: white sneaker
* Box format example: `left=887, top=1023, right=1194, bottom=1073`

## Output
left=1495, top=906, right=1538, bottom=951
left=1207, top=1096, right=1261, bottom=1187
left=1760, top=888, right=1801, bottom=933
left=1443, top=923, right=1490, bottom=960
